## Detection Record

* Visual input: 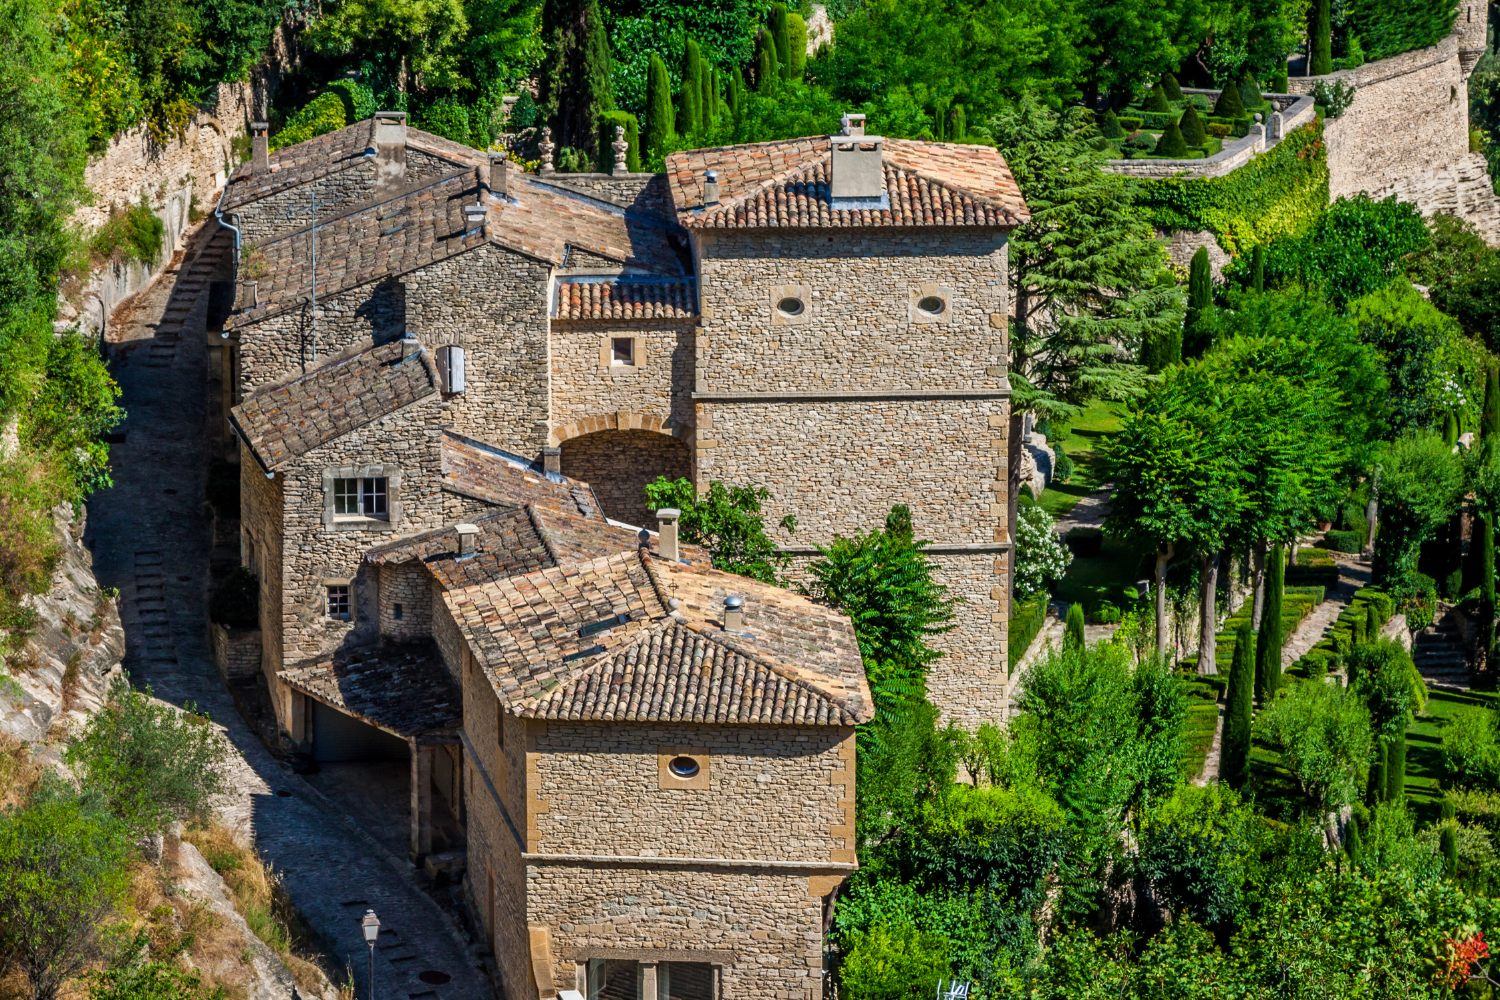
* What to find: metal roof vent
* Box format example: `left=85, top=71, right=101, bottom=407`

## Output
left=723, top=595, right=744, bottom=632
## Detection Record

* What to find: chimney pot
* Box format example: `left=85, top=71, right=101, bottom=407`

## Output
left=455, top=523, right=480, bottom=557
left=401, top=333, right=419, bottom=359
left=839, top=112, right=867, bottom=137
left=723, top=594, right=744, bottom=632
left=703, top=170, right=719, bottom=207
left=241, top=280, right=259, bottom=309
left=656, top=507, right=681, bottom=560
left=488, top=153, right=509, bottom=197
left=250, top=123, right=270, bottom=174
left=463, top=203, right=486, bottom=232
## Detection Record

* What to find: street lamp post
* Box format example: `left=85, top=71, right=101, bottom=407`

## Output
left=361, top=909, right=380, bottom=1000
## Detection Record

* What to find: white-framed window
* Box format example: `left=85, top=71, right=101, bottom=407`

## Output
left=333, top=476, right=386, bottom=517
left=326, top=585, right=351, bottom=620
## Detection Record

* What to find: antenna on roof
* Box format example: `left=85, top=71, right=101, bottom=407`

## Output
left=285, top=189, right=326, bottom=364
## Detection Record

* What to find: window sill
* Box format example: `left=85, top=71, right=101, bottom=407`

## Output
left=329, top=516, right=395, bottom=532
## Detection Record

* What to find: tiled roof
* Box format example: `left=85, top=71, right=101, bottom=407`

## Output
left=553, top=279, right=697, bottom=320
left=223, top=120, right=486, bottom=210
left=230, top=340, right=438, bottom=472
left=364, top=507, right=555, bottom=588
left=226, top=171, right=688, bottom=331
left=666, top=137, right=1028, bottom=229
left=443, top=548, right=871, bottom=725
left=439, top=431, right=602, bottom=517
left=277, top=641, right=462, bottom=737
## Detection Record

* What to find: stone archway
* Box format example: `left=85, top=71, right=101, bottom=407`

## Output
left=558, top=427, right=692, bottom=526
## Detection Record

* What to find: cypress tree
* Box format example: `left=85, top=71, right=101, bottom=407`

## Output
left=1444, top=410, right=1459, bottom=446
left=768, top=3, right=791, bottom=78
left=727, top=69, right=743, bottom=118
left=932, top=97, right=950, bottom=141
left=756, top=30, right=779, bottom=94
left=1271, top=65, right=1289, bottom=92
left=1441, top=824, right=1459, bottom=877
left=540, top=0, right=615, bottom=160
left=1311, top=0, right=1333, bottom=75
left=786, top=12, right=808, bottom=80
left=1223, top=623, right=1255, bottom=788
left=1371, top=741, right=1388, bottom=804
left=1483, top=510, right=1496, bottom=664
left=1064, top=602, right=1086, bottom=650
left=1251, top=243, right=1265, bottom=291
left=702, top=62, right=716, bottom=131
left=643, top=52, right=675, bottom=162
left=953, top=104, right=966, bottom=139
left=1161, top=71, right=1184, bottom=101
left=1346, top=815, right=1363, bottom=864
left=1144, top=83, right=1170, bottom=112
left=1483, top=363, right=1500, bottom=445
left=1387, top=727, right=1406, bottom=804
left=680, top=38, right=702, bottom=136
left=1443, top=797, right=1458, bottom=820
left=1184, top=247, right=1213, bottom=357
left=1156, top=117, right=1189, bottom=156
left=1100, top=109, right=1125, bottom=139
left=1213, top=79, right=1247, bottom=118
left=1255, top=542, right=1283, bottom=703
left=1179, top=104, right=1206, bottom=146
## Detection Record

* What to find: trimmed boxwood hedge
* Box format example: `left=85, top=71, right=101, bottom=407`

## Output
left=1325, top=529, right=1364, bottom=553
left=1179, top=578, right=1327, bottom=672
left=1009, top=590, right=1049, bottom=673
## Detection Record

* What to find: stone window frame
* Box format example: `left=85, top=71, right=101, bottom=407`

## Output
left=598, top=336, right=646, bottom=375
left=769, top=283, right=812, bottom=326
left=657, top=746, right=710, bottom=790
left=323, top=576, right=354, bottom=621
left=909, top=283, right=955, bottom=325
left=322, top=464, right=402, bottom=532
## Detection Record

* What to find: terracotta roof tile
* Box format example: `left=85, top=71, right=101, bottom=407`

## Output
left=277, top=641, right=462, bottom=737
left=230, top=340, right=438, bottom=472
left=553, top=279, right=697, bottom=320
left=666, top=137, right=1028, bottom=229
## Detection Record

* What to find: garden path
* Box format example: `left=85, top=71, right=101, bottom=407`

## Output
left=1053, top=486, right=1113, bottom=537
left=84, top=219, right=492, bottom=1000
left=1282, top=549, right=1369, bottom=675
left=1192, top=705, right=1225, bottom=786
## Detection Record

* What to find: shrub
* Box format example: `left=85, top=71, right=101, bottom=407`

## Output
left=1346, top=0, right=1457, bottom=60
left=1258, top=680, right=1374, bottom=813
left=1144, top=83, right=1170, bottom=112
left=596, top=110, right=641, bottom=172
left=1064, top=601, right=1086, bottom=649
left=509, top=90, right=538, bottom=129
left=1099, top=109, right=1124, bottom=139
left=1312, top=79, right=1358, bottom=119
left=414, top=96, right=476, bottom=148
left=1212, top=82, right=1246, bottom=118
left=1179, top=104, right=1206, bottom=147
left=1161, top=72, right=1184, bottom=102
left=1052, top=443, right=1074, bottom=482
left=1092, top=601, right=1121, bottom=625
left=1325, top=529, right=1363, bottom=552
left=1123, top=131, right=1156, bottom=154
left=1156, top=117, right=1189, bottom=157
left=209, top=566, right=258, bottom=629
left=1065, top=526, right=1104, bottom=558
left=1009, top=590, right=1049, bottom=667
left=646, top=477, right=794, bottom=584
left=1444, top=706, right=1500, bottom=789
left=1015, top=502, right=1073, bottom=595
left=1205, top=122, right=1233, bottom=138
left=839, top=922, right=954, bottom=1000
left=327, top=78, right=375, bottom=123
left=270, top=92, right=347, bottom=151
left=90, top=200, right=165, bottom=269
left=1119, top=116, right=1143, bottom=131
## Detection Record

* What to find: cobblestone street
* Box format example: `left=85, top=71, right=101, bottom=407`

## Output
left=84, top=221, right=492, bottom=1000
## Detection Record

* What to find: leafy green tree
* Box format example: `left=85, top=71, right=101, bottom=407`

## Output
left=754, top=26, right=778, bottom=93
left=1064, top=601, right=1086, bottom=650
left=87, top=936, right=226, bottom=1000
left=64, top=677, right=229, bottom=837
left=1183, top=246, right=1213, bottom=357
left=1222, top=623, right=1254, bottom=787
left=643, top=477, right=793, bottom=584
left=1104, top=364, right=1244, bottom=665
left=990, top=97, right=1183, bottom=414
left=18, top=330, right=123, bottom=499
left=853, top=699, right=964, bottom=849
left=767, top=3, right=790, bottom=77
left=0, top=783, right=134, bottom=1000
left=1135, top=783, right=1251, bottom=928
left=1418, top=216, right=1500, bottom=348
left=460, top=0, right=543, bottom=99
left=1080, top=0, right=1208, bottom=109
left=785, top=11, right=807, bottom=81
left=1310, top=0, right=1332, bottom=74
left=537, top=0, right=614, bottom=156
left=1262, top=194, right=1431, bottom=311
left=838, top=923, right=953, bottom=1000
left=1257, top=678, right=1373, bottom=815
left=1371, top=432, right=1464, bottom=587
left=643, top=51, right=675, bottom=161
left=305, top=0, right=470, bottom=94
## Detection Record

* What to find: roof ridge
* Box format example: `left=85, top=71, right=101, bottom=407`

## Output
left=524, top=503, right=563, bottom=565
left=674, top=611, right=863, bottom=712
left=248, top=167, right=477, bottom=250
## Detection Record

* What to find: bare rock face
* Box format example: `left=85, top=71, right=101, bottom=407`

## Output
left=1, top=504, right=126, bottom=743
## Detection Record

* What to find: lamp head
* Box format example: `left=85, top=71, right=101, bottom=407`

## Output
left=361, top=909, right=380, bottom=943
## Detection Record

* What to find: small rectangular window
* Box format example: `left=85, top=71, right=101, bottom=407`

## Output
left=326, top=585, right=351, bottom=620
left=393, top=602, right=403, bottom=620
left=611, top=337, right=634, bottom=365
left=362, top=477, right=387, bottom=516
left=333, top=478, right=359, bottom=515
left=333, top=477, right=388, bottom=519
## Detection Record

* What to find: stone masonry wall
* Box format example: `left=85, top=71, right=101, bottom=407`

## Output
left=548, top=320, right=696, bottom=432
left=694, top=229, right=1008, bottom=392
left=532, top=723, right=851, bottom=862
left=404, top=243, right=553, bottom=458
left=376, top=561, right=433, bottom=644
left=926, top=552, right=1011, bottom=726
left=430, top=577, right=466, bottom=687
left=241, top=441, right=284, bottom=684
left=238, top=280, right=406, bottom=391
left=210, top=621, right=263, bottom=683
left=528, top=866, right=824, bottom=1000
left=559, top=430, right=692, bottom=526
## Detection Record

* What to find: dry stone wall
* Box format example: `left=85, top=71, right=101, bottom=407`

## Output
left=237, top=281, right=406, bottom=391
left=548, top=321, right=696, bottom=432
left=559, top=429, right=691, bottom=526
left=375, top=561, right=433, bottom=644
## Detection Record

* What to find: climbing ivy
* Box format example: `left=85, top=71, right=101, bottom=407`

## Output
left=1136, top=119, right=1329, bottom=256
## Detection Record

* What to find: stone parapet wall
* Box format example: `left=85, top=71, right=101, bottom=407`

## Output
left=210, top=621, right=263, bottom=683
left=1103, top=93, right=1316, bottom=181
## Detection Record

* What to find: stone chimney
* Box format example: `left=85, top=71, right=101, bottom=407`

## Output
left=703, top=170, right=719, bottom=207
left=455, top=523, right=479, bottom=557
left=656, top=508, right=681, bottom=560
left=239, top=280, right=259, bottom=309
left=250, top=123, right=270, bottom=175
left=723, top=595, right=744, bottom=632
left=830, top=126, right=885, bottom=205
left=488, top=153, right=508, bottom=197
left=542, top=447, right=561, bottom=475
left=372, top=111, right=408, bottom=196
left=401, top=333, right=420, bottom=359
left=463, top=203, right=486, bottom=232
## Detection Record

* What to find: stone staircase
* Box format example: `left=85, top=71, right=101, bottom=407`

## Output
left=1413, top=605, right=1470, bottom=691
left=143, top=226, right=233, bottom=368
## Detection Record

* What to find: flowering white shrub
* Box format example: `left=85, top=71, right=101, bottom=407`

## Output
left=1014, top=502, right=1072, bottom=597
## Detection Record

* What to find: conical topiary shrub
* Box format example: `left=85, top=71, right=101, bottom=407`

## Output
left=1213, top=80, right=1247, bottom=118
left=1441, top=824, right=1459, bottom=877
left=1144, top=83, right=1170, bottom=112
left=1155, top=117, right=1189, bottom=156
left=1238, top=70, right=1265, bottom=110
left=1100, top=109, right=1125, bottom=139
left=1179, top=104, right=1206, bottom=146
left=1064, top=602, right=1086, bottom=650
left=1161, top=71, right=1184, bottom=101
left=1345, top=815, right=1363, bottom=864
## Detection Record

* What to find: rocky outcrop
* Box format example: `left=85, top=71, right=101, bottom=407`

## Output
left=0, top=505, right=125, bottom=743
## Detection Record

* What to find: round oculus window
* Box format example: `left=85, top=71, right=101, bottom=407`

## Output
left=668, top=756, right=701, bottom=778
left=917, top=295, right=946, bottom=315
left=776, top=296, right=805, bottom=317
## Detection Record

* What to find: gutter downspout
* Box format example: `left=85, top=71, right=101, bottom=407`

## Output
left=214, top=181, right=242, bottom=340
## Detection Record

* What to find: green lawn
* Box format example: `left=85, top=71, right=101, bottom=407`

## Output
left=1053, top=531, right=1150, bottom=612
left=1181, top=700, right=1221, bottom=780
left=1406, top=685, right=1499, bottom=824
left=1036, top=401, right=1126, bottom=519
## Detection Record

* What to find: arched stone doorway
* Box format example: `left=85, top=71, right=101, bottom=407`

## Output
left=560, top=429, right=692, bottom=526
